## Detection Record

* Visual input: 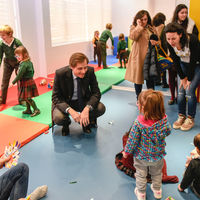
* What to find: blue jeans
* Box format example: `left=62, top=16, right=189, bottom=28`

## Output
left=0, top=163, right=29, bottom=200
left=178, top=62, right=200, bottom=118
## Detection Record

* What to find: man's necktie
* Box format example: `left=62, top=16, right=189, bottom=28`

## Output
left=77, top=77, right=84, bottom=110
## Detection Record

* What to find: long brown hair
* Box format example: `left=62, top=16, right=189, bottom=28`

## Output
left=172, top=4, right=188, bottom=30
left=132, top=10, right=151, bottom=26
left=138, top=89, right=165, bottom=120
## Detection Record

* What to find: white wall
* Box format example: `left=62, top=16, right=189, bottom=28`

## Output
left=111, top=0, right=150, bottom=37
left=111, top=0, right=179, bottom=38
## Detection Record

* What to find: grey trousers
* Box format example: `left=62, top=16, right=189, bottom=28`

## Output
left=134, top=157, right=164, bottom=193
left=0, top=59, right=18, bottom=103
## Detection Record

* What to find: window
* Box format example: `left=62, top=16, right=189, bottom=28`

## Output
left=0, top=0, right=16, bottom=33
left=49, top=0, right=111, bottom=46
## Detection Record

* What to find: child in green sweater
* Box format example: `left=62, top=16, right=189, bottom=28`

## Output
left=0, top=25, right=23, bottom=105
left=117, top=33, right=129, bottom=68
left=12, top=46, right=40, bottom=117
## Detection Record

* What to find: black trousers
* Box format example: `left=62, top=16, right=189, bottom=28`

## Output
left=52, top=101, right=106, bottom=127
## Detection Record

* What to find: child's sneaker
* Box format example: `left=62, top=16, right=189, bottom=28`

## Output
left=134, top=187, right=146, bottom=200
left=150, top=184, right=162, bottom=199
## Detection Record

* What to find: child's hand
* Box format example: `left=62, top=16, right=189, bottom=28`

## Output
left=178, top=184, right=184, bottom=192
left=0, top=155, right=11, bottom=169
left=122, top=151, right=128, bottom=158
left=106, top=45, right=109, bottom=48
left=185, top=156, right=192, bottom=167
left=10, top=83, right=14, bottom=88
left=111, top=46, right=114, bottom=50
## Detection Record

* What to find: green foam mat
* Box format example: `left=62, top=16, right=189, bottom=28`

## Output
left=1, top=67, right=125, bottom=126
left=1, top=91, right=52, bottom=126
left=95, top=67, right=125, bottom=86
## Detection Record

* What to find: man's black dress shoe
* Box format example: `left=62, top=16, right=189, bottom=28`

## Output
left=82, top=125, right=91, bottom=133
left=62, top=126, right=70, bottom=136
left=90, top=119, right=98, bottom=128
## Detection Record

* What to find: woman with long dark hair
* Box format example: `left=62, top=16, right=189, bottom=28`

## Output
left=165, top=23, right=200, bottom=131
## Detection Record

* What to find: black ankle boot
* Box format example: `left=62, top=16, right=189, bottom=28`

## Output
left=23, top=102, right=32, bottom=114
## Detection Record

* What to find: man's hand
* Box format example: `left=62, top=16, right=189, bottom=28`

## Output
left=80, top=106, right=90, bottom=127
left=68, top=108, right=81, bottom=123
left=0, top=155, right=11, bottom=169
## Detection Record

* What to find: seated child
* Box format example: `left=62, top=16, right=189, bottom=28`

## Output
left=178, top=133, right=200, bottom=198
left=117, top=33, right=129, bottom=68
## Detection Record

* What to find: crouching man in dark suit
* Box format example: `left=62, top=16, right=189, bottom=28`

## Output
left=52, top=52, right=106, bottom=135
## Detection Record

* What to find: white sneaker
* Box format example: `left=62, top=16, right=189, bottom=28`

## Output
left=134, top=187, right=146, bottom=200
left=150, top=184, right=162, bottom=199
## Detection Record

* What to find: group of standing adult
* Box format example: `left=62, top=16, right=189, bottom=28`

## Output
left=125, top=4, right=200, bottom=131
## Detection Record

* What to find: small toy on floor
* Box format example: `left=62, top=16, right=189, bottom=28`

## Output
left=48, top=80, right=54, bottom=89
left=39, top=79, right=47, bottom=86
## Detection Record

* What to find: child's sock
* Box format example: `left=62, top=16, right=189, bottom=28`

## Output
left=30, top=185, right=48, bottom=200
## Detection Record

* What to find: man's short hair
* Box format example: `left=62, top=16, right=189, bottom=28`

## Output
left=69, top=52, right=89, bottom=68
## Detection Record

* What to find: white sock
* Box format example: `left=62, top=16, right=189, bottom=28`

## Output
left=30, top=185, right=48, bottom=200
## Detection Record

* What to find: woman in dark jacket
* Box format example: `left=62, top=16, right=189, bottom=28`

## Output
left=143, top=34, right=160, bottom=90
left=165, top=23, right=200, bottom=131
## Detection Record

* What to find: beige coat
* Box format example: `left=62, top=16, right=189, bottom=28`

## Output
left=125, top=25, right=153, bottom=84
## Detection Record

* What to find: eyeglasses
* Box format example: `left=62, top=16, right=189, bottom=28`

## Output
left=15, top=55, right=20, bottom=58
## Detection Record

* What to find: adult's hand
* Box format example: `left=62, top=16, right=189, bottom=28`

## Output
left=80, top=106, right=90, bottom=127
left=136, top=19, right=142, bottom=27
left=0, top=156, right=11, bottom=169
left=179, top=77, right=187, bottom=89
left=68, top=108, right=81, bottom=123
left=185, top=80, right=191, bottom=90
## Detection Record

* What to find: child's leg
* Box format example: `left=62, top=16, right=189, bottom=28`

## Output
left=23, top=100, right=32, bottom=114
left=29, top=185, right=48, bottom=200
left=119, top=58, right=123, bottom=68
left=149, top=158, right=163, bottom=197
left=134, top=158, right=147, bottom=194
left=27, top=98, right=40, bottom=117
left=0, top=163, right=29, bottom=200
left=0, top=62, right=15, bottom=104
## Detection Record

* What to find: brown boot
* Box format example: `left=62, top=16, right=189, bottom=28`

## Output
left=23, top=102, right=32, bottom=114
left=173, top=114, right=186, bottom=129
left=28, top=99, right=40, bottom=117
